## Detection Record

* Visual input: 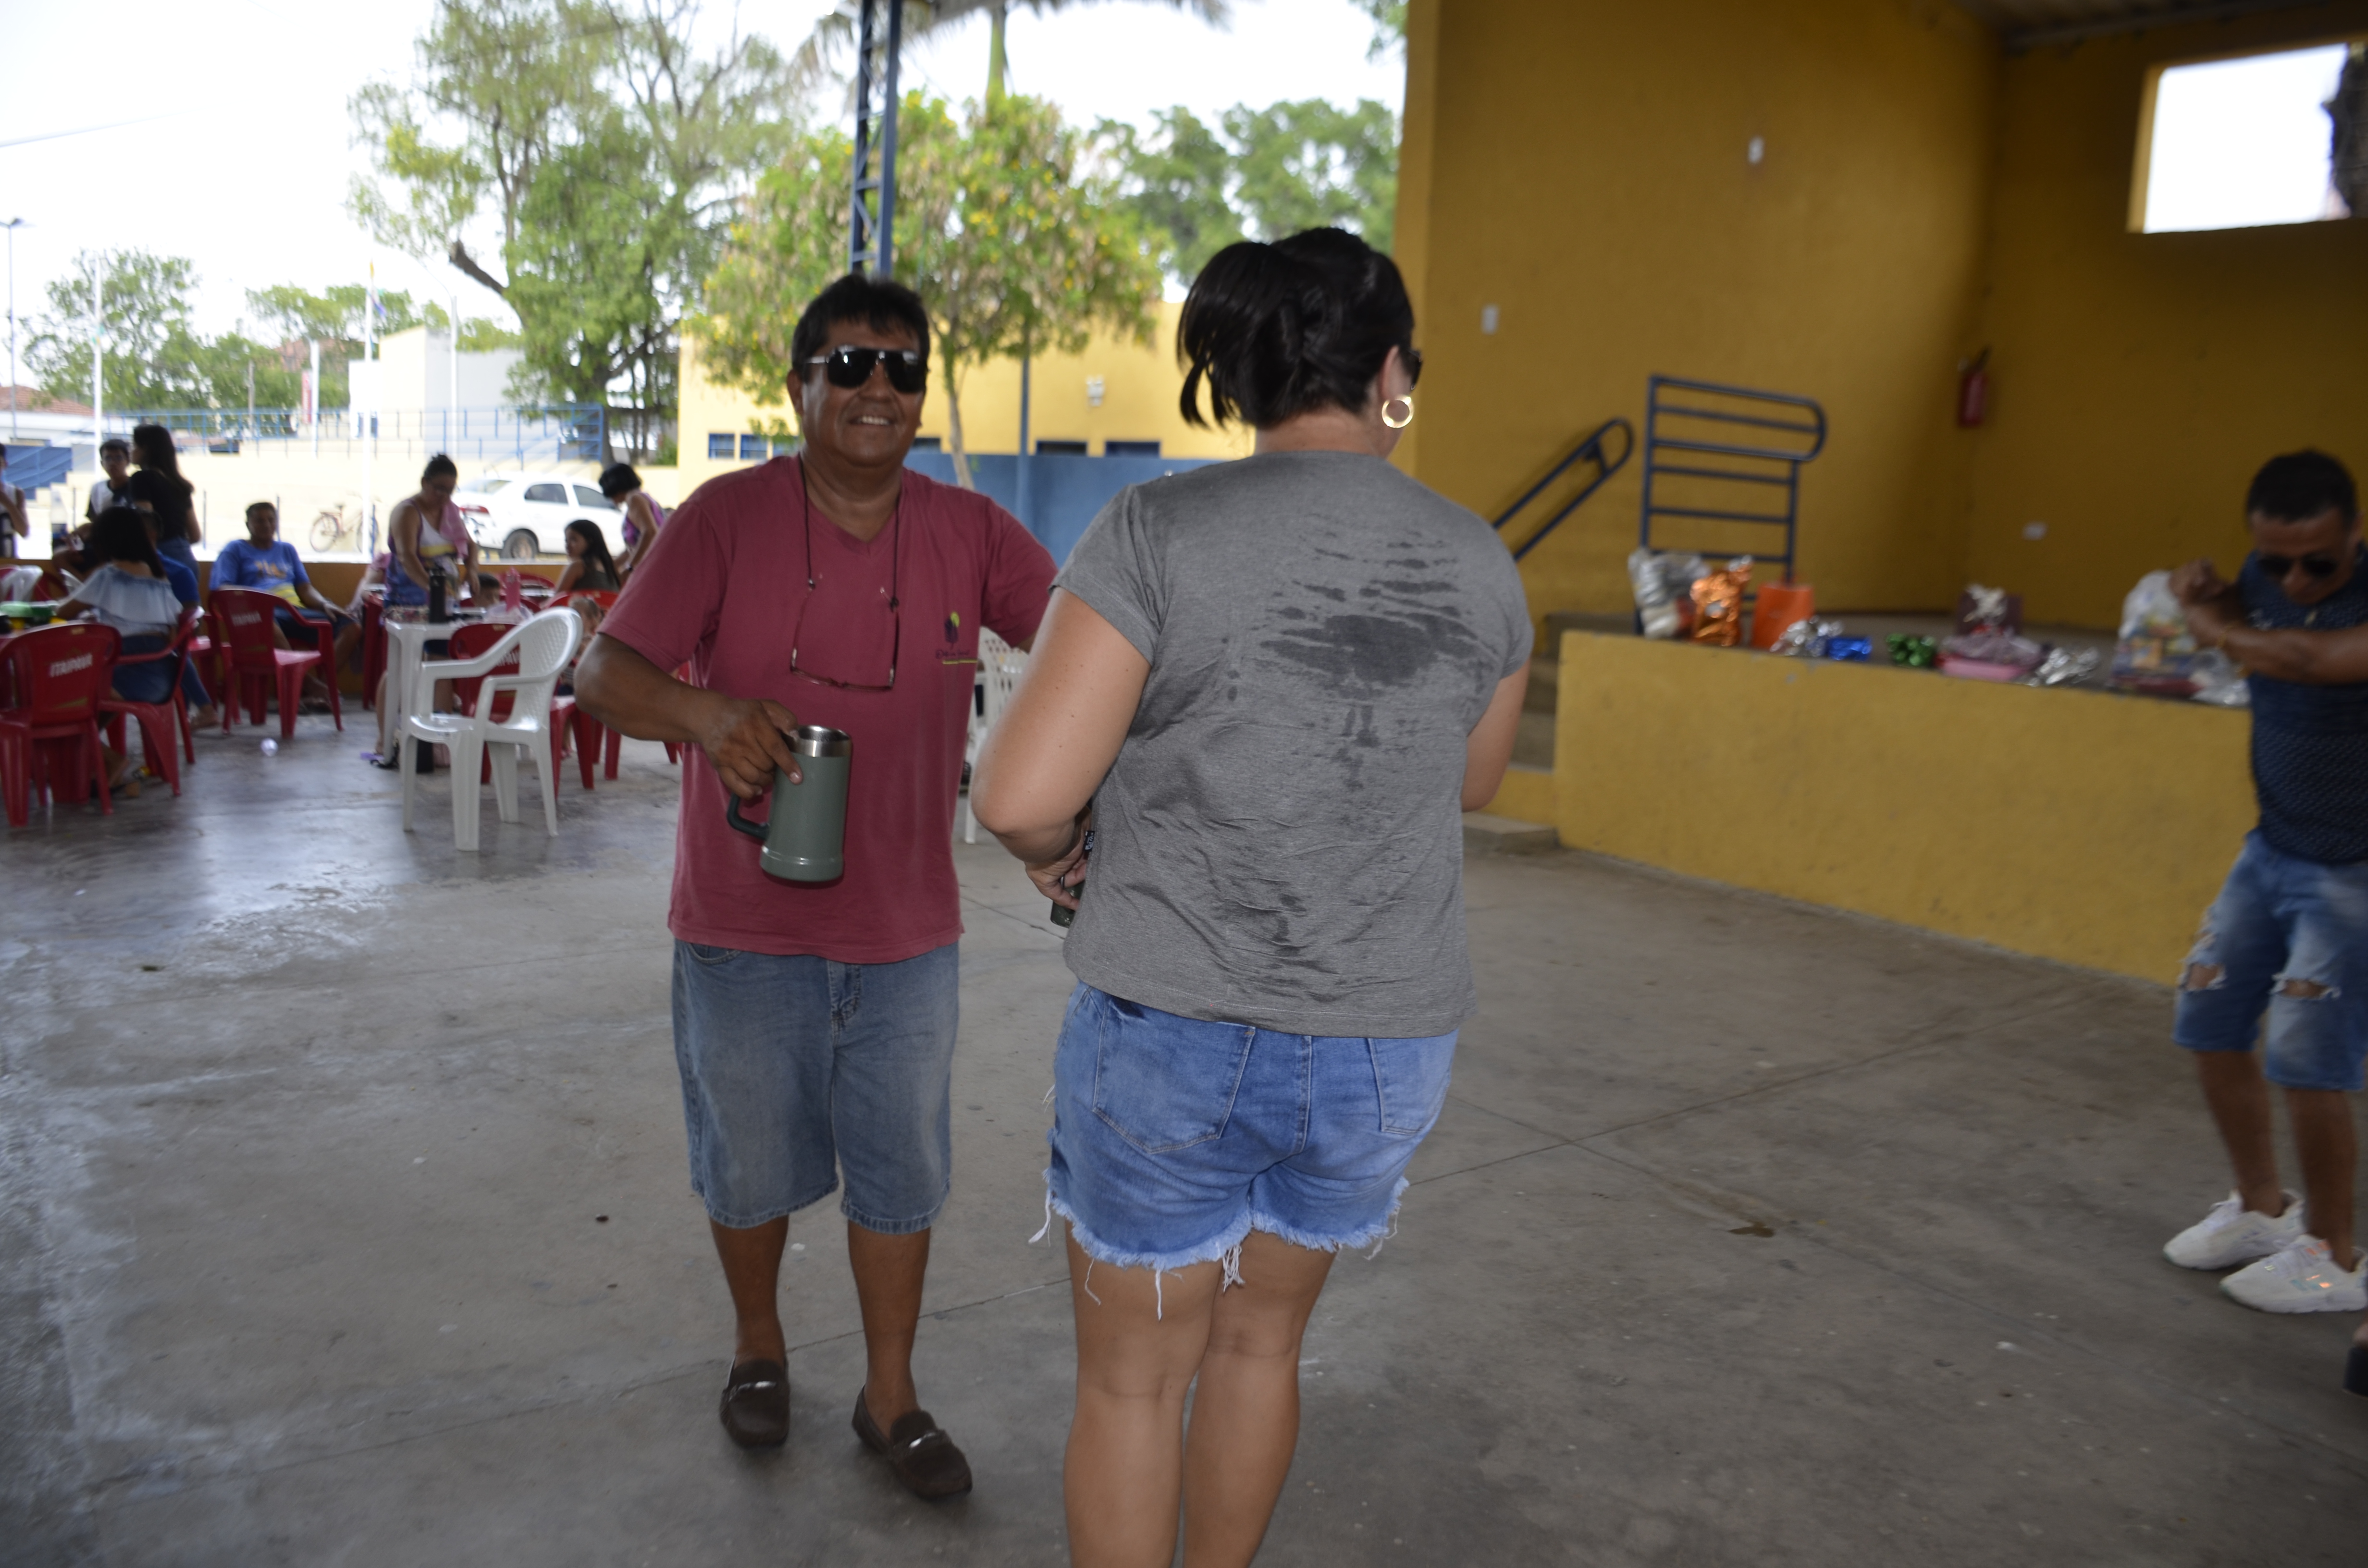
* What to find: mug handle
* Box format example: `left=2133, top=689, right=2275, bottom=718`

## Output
left=726, top=791, right=769, bottom=841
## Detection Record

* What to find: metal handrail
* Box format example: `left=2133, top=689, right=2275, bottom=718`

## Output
left=1638, top=375, right=1827, bottom=581
left=1492, top=416, right=1635, bottom=562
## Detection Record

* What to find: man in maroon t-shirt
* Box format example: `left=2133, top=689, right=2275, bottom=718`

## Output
left=577, top=275, right=1054, bottom=1496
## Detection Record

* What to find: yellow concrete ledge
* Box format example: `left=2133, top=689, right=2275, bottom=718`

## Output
left=1481, top=763, right=1555, bottom=826
left=1553, top=632, right=2255, bottom=984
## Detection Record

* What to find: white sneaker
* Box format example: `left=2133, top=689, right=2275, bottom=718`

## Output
left=2220, top=1235, right=2368, bottom=1313
left=2163, top=1191, right=2303, bottom=1270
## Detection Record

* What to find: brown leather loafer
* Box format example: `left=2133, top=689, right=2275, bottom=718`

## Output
left=718, top=1358, right=789, bottom=1448
left=851, top=1389, right=973, bottom=1498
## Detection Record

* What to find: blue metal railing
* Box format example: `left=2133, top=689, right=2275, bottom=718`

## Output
left=114, top=404, right=607, bottom=465
left=1636, top=376, right=1825, bottom=583
left=1492, top=417, right=1635, bottom=561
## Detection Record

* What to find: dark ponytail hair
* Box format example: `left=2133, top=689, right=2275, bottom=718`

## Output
left=422, top=453, right=458, bottom=482
left=1177, top=228, right=1416, bottom=430
left=90, top=506, right=167, bottom=575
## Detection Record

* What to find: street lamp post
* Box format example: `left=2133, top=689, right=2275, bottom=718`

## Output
left=4, top=219, right=23, bottom=442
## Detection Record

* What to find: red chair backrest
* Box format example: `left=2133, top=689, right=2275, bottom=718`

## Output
left=3, top=622, right=121, bottom=725
left=445, top=621, right=523, bottom=721
left=210, top=587, right=287, bottom=668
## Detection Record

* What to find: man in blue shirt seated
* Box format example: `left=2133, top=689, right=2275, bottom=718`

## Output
left=2166, top=451, right=2368, bottom=1388
left=211, top=501, right=358, bottom=709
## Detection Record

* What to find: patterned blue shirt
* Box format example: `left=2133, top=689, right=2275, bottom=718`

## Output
left=2241, top=547, right=2368, bottom=865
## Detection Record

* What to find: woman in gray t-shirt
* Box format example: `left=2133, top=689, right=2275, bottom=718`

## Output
left=973, top=228, right=1529, bottom=1564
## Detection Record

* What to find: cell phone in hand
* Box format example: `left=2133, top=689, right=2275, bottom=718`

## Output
left=1049, top=829, right=1094, bottom=929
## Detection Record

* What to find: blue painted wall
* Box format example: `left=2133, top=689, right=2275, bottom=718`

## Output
left=2, top=445, right=74, bottom=495
left=903, top=451, right=1226, bottom=563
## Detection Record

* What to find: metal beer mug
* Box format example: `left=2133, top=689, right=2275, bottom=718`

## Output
left=725, top=725, right=851, bottom=882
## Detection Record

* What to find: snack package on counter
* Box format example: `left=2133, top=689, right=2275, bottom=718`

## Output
left=2023, top=646, right=2102, bottom=687
left=1772, top=617, right=1842, bottom=658
left=1628, top=549, right=1707, bottom=639
left=1825, top=636, right=1874, bottom=662
left=2111, top=569, right=2204, bottom=695
left=2190, top=648, right=2251, bottom=708
left=1957, top=583, right=2023, bottom=636
left=1939, top=629, right=2046, bottom=674
left=1886, top=633, right=1940, bottom=669
left=1688, top=555, right=1754, bottom=647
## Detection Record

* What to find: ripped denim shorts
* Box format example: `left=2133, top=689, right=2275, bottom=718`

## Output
left=1044, top=984, right=1457, bottom=1273
left=2174, top=832, right=2368, bottom=1092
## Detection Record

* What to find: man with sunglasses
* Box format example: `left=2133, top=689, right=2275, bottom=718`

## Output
left=2161, top=449, right=2368, bottom=1327
left=575, top=274, right=1056, bottom=1494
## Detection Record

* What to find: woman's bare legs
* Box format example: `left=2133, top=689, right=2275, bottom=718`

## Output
left=1063, top=1227, right=1336, bottom=1568
left=1181, top=1232, right=1335, bottom=1567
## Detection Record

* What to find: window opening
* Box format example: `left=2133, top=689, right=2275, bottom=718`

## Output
left=2138, top=43, right=2362, bottom=233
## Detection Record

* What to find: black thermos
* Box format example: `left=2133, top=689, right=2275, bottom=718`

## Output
left=427, top=566, right=449, bottom=624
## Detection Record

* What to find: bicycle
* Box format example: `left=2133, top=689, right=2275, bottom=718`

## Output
left=310, top=504, right=363, bottom=554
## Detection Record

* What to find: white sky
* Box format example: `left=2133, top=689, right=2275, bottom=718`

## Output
left=0, top=0, right=1402, bottom=359
left=2144, top=43, right=2349, bottom=232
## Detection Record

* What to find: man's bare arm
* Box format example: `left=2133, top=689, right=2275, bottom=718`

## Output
left=572, top=632, right=806, bottom=799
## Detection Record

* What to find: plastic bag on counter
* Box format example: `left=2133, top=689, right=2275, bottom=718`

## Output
left=1772, top=617, right=1842, bottom=658
left=1629, top=549, right=1706, bottom=639
left=2190, top=648, right=2251, bottom=707
left=1689, top=555, right=1754, bottom=647
left=1957, top=583, right=2022, bottom=636
left=2022, top=646, right=2102, bottom=687
left=2111, top=569, right=2204, bottom=695
left=1940, top=629, right=2047, bottom=676
left=1886, top=633, right=1939, bottom=669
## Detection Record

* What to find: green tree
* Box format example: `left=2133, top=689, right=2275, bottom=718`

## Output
left=1106, top=98, right=1401, bottom=286
left=1352, top=0, right=1405, bottom=60
left=1098, top=107, right=1241, bottom=281
left=506, top=110, right=694, bottom=455
left=698, top=92, right=1161, bottom=488
left=790, top=1, right=1229, bottom=105
left=24, top=252, right=322, bottom=413
left=353, top=0, right=802, bottom=452
left=1224, top=98, right=1398, bottom=252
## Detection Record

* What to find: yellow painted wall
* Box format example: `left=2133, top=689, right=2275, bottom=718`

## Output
left=678, top=302, right=1251, bottom=494
left=1552, top=633, right=2253, bottom=982
left=1400, top=0, right=1999, bottom=646
left=1964, top=5, right=2368, bottom=627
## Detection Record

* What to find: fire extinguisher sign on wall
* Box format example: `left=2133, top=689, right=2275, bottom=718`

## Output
left=1958, top=349, right=1990, bottom=428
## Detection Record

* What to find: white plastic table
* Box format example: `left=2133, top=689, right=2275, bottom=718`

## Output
left=382, top=607, right=528, bottom=746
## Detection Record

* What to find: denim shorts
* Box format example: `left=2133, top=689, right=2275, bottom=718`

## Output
left=2174, top=833, right=2368, bottom=1092
left=1046, top=984, right=1458, bottom=1271
left=671, top=940, right=959, bottom=1232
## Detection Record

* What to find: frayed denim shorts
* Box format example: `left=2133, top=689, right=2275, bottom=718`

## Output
left=1046, top=984, right=1457, bottom=1272
left=2174, top=833, right=2368, bottom=1092
left=671, top=939, right=959, bottom=1233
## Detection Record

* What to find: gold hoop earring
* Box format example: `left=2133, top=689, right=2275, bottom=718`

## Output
left=1381, top=394, right=1415, bottom=430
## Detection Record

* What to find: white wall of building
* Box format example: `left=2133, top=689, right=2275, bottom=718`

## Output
left=368, top=327, right=524, bottom=411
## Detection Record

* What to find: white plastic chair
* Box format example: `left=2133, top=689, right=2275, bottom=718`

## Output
left=400, top=609, right=584, bottom=851
left=963, top=627, right=1028, bottom=843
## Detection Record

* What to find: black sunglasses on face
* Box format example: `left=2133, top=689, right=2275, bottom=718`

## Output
left=808, top=346, right=928, bottom=394
left=2257, top=552, right=2343, bottom=581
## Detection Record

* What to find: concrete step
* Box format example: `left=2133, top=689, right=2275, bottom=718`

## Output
left=1462, top=811, right=1559, bottom=855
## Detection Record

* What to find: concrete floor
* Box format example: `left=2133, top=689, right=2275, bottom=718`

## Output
left=4, top=714, right=2363, bottom=1566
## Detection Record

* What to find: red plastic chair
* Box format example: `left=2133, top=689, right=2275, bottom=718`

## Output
left=210, top=587, right=333, bottom=742
left=360, top=593, right=387, bottom=710
left=547, top=592, right=682, bottom=782
left=1, top=622, right=121, bottom=827
left=445, top=622, right=585, bottom=788
left=278, top=604, right=345, bottom=730
left=99, top=606, right=199, bottom=797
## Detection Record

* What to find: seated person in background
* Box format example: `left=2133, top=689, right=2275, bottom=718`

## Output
left=54, top=508, right=186, bottom=794
left=114, top=494, right=215, bottom=726
left=554, top=519, right=622, bottom=594
left=212, top=502, right=356, bottom=709
left=85, top=437, right=133, bottom=523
